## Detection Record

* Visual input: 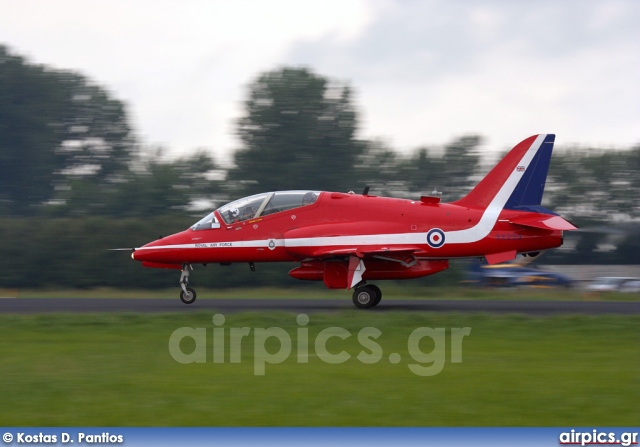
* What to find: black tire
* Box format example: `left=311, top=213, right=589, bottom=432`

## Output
left=369, top=284, right=382, bottom=306
left=352, top=286, right=377, bottom=309
left=180, top=287, right=197, bottom=304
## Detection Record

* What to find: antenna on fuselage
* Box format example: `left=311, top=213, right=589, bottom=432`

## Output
left=362, top=186, right=370, bottom=195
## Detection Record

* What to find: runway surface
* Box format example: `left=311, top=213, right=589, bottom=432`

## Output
left=1, top=297, right=639, bottom=315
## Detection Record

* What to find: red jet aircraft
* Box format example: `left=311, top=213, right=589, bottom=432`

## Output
left=130, top=134, right=576, bottom=308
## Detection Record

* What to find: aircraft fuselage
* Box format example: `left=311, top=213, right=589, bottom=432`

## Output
left=133, top=191, right=563, bottom=266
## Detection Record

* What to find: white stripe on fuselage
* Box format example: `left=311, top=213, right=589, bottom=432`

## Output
left=445, top=133, right=545, bottom=243
left=285, top=134, right=546, bottom=248
left=136, top=239, right=286, bottom=251
left=138, top=135, right=545, bottom=252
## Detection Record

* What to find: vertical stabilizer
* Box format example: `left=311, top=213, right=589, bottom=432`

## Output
left=452, top=134, right=555, bottom=212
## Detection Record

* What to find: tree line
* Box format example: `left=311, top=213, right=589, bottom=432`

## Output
left=0, top=44, right=638, bottom=289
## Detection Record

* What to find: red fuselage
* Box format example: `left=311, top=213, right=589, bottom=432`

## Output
left=133, top=191, right=564, bottom=268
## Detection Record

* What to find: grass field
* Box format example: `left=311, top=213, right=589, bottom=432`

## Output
left=1, top=309, right=638, bottom=426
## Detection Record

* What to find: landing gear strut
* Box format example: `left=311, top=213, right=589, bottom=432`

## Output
left=179, top=264, right=196, bottom=304
left=352, top=284, right=382, bottom=309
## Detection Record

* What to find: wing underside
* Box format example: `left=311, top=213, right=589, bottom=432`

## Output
left=289, top=247, right=448, bottom=289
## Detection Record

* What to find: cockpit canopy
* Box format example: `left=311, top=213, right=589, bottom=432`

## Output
left=191, top=190, right=320, bottom=231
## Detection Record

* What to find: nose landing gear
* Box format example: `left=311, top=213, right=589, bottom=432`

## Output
left=179, top=264, right=196, bottom=304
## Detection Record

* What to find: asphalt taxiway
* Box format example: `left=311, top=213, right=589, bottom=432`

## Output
left=1, top=297, right=639, bottom=315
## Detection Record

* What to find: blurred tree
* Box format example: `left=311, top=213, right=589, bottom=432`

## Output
left=404, top=135, right=482, bottom=201
left=355, top=139, right=405, bottom=196
left=57, top=148, right=221, bottom=217
left=229, top=67, right=365, bottom=195
left=614, top=227, right=640, bottom=264
left=100, top=154, right=188, bottom=217
left=125, top=150, right=216, bottom=216
left=440, top=135, right=482, bottom=196
left=0, top=45, right=134, bottom=215
left=547, top=145, right=640, bottom=222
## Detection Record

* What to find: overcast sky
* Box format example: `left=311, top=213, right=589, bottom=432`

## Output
left=1, top=0, right=639, bottom=164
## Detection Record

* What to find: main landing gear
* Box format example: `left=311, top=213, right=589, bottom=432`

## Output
left=179, top=264, right=196, bottom=304
left=352, top=284, right=382, bottom=309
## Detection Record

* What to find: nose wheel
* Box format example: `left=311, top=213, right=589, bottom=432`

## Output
left=352, top=284, right=382, bottom=309
left=179, top=264, right=196, bottom=304
left=180, top=287, right=197, bottom=304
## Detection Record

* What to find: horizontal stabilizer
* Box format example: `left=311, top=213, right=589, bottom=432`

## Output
left=510, top=215, right=577, bottom=231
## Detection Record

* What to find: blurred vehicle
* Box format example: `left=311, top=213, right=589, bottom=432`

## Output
left=513, top=272, right=574, bottom=288
left=620, top=280, right=640, bottom=292
left=587, top=277, right=640, bottom=292
left=466, top=261, right=574, bottom=288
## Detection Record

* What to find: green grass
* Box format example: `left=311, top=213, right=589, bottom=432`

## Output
left=0, top=311, right=638, bottom=426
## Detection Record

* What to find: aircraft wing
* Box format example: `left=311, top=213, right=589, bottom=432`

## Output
left=305, top=246, right=422, bottom=266
left=304, top=246, right=424, bottom=289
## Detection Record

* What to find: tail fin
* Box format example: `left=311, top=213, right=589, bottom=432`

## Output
left=453, top=134, right=555, bottom=212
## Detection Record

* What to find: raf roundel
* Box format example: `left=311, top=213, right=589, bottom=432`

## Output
left=427, top=228, right=446, bottom=248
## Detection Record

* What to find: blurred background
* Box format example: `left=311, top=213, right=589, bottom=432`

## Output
left=0, top=1, right=638, bottom=290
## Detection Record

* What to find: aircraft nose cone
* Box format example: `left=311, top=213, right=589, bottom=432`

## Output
left=130, top=238, right=160, bottom=262
left=132, top=246, right=152, bottom=262
left=131, top=230, right=191, bottom=264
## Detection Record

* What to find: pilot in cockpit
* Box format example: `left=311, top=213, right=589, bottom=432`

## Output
left=227, top=207, right=240, bottom=223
